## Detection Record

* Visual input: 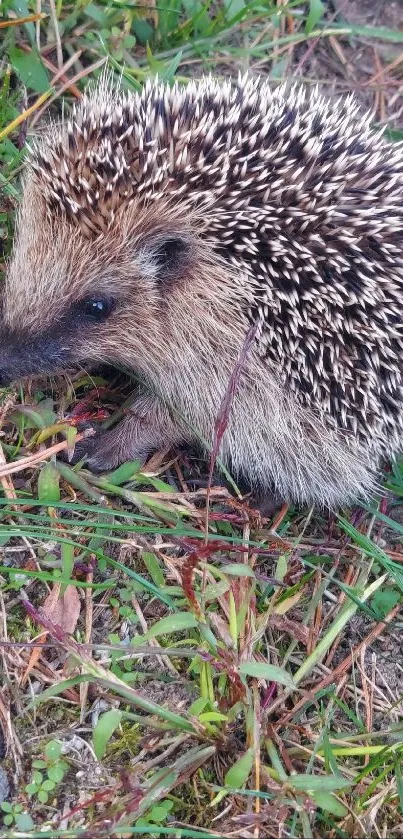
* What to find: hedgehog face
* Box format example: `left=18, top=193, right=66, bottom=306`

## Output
left=0, top=177, right=196, bottom=386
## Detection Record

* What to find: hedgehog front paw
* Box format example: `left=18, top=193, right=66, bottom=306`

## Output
left=68, top=428, right=148, bottom=473
left=64, top=396, right=188, bottom=474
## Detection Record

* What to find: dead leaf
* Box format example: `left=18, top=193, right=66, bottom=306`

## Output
left=273, top=590, right=303, bottom=615
left=209, top=612, right=235, bottom=648
left=42, top=585, right=81, bottom=633
left=268, top=614, right=309, bottom=645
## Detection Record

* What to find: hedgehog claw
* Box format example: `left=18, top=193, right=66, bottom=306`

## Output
left=62, top=396, right=187, bottom=474
left=66, top=428, right=147, bottom=473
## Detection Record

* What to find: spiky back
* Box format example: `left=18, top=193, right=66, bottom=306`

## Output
left=31, top=74, right=403, bottom=449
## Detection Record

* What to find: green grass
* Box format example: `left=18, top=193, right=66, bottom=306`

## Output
left=2, top=1, right=403, bottom=837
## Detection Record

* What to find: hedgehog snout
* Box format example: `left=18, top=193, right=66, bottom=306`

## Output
left=0, top=327, right=74, bottom=386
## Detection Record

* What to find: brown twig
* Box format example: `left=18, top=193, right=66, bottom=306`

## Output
left=0, top=429, right=93, bottom=478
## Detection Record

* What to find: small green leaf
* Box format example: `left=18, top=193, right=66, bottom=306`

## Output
left=204, top=580, right=229, bottom=600
left=225, top=748, right=254, bottom=789
left=45, top=740, right=62, bottom=762
left=142, top=551, right=165, bottom=588
left=224, top=0, right=245, bottom=14
left=15, top=814, right=35, bottom=831
left=149, top=803, right=170, bottom=822
left=291, top=774, right=351, bottom=793
left=275, top=555, right=288, bottom=582
left=55, top=459, right=105, bottom=504
left=84, top=2, right=109, bottom=24
left=136, top=612, right=198, bottom=642
left=305, top=0, right=325, bottom=34
left=9, top=0, right=36, bottom=43
left=41, top=779, right=56, bottom=791
left=199, top=711, right=228, bottom=723
left=3, top=815, right=13, bottom=826
left=1, top=802, right=12, bottom=813
left=9, top=47, right=50, bottom=93
left=93, top=709, right=122, bottom=760
left=311, top=791, right=349, bottom=817
left=32, top=770, right=43, bottom=785
left=371, top=587, right=400, bottom=618
left=163, top=51, right=183, bottom=83
left=239, top=661, right=295, bottom=689
left=61, top=543, right=74, bottom=592
left=48, top=764, right=66, bottom=783
left=64, top=424, right=78, bottom=451
left=132, top=18, right=154, bottom=44
left=106, top=461, right=142, bottom=485
left=10, top=400, right=56, bottom=428
left=25, top=783, right=38, bottom=795
left=35, top=422, right=71, bottom=444
left=188, top=696, right=209, bottom=716
left=37, top=789, right=49, bottom=804
left=224, top=564, right=255, bottom=578
left=38, top=462, right=61, bottom=504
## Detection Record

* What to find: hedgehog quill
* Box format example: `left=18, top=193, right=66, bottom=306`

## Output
left=3, top=74, right=403, bottom=506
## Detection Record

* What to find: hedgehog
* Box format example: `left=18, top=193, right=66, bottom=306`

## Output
left=3, top=73, right=403, bottom=507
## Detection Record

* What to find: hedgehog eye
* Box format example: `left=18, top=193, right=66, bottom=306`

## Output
left=80, top=298, right=115, bottom=321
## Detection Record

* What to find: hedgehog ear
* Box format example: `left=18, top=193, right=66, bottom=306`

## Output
left=147, top=234, right=192, bottom=283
